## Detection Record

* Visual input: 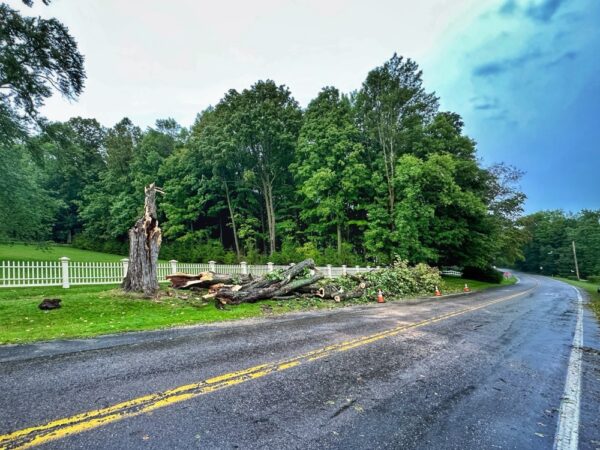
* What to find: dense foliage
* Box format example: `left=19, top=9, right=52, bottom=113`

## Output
left=515, top=210, right=600, bottom=278
left=461, top=266, right=504, bottom=284
left=0, top=6, right=526, bottom=269
left=360, top=260, right=442, bottom=298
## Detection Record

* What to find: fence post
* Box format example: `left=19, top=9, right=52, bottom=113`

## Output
left=342, top=264, right=347, bottom=276
left=327, top=264, right=332, bottom=279
left=355, top=265, right=360, bottom=274
left=376, top=265, right=380, bottom=271
left=120, top=258, right=129, bottom=278
left=240, top=261, right=248, bottom=275
left=267, top=262, right=274, bottom=273
left=209, top=260, right=216, bottom=272
left=169, top=259, right=178, bottom=274
left=60, top=257, right=70, bottom=289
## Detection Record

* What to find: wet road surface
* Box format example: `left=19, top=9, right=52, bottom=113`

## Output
left=0, top=273, right=599, bottom=449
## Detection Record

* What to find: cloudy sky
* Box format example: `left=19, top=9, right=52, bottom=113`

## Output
left=11, top=0, right=600, bottom=213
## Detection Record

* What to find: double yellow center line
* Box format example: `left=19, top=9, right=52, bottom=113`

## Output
left=0, top=285, right=535, bottom=449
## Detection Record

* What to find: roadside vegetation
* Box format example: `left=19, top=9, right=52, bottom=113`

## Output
left=0, top=274, right=512, bottom=345
left=516, top=210, right=600, bottom=279
left=556, top=278, right=600, bottom=317
left=442, top=275, right=516, bottom=293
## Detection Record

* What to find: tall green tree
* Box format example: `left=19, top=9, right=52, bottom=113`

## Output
left=224, top=80, right=302, bottom=255
left=391, top=153, right=489, bottom=266
left=162, top=108, right=247, bottom=258
left=0, top=143, right=59, bottom=241
left=356, top=54, right=438, bottom=223
left=483, top=163, right=528, bottom=266
left=31, top=118, right=105, bottom=242
left=79, top=118, right=141, bottom=241
left=292, top=87, right=368, bottom=256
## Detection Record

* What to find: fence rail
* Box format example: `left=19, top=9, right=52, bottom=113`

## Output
left=0, top=258, right=384, bottom=289
left=0, top=258, right=463, bottom=289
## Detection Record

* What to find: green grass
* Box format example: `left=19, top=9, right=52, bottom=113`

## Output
left=555, top=277, right=600, bottom=317
left=441, top=275, right=517, bottom=293
left=0, top=243, right=125, bottom=262
left=0, top=285, right=284, bottom=345
left=0, top=275, right=517, bottom=345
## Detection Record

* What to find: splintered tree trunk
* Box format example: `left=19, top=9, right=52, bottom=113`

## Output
left=121, top=183, right=163, bottom=296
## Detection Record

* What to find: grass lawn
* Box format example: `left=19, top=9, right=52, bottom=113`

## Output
left=0, top=285, right=285, bottom=345
left=441, top=275, right=517, bottom=293
left=0, top=275, right=516, bottom=345
left=0, top=243, right=125, bottom=262
left=555, top=277, right=600, bottom=317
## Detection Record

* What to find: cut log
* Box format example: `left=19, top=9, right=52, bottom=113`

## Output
left=334, top=288, right=366, bottom=302
left=333, top=282, right=369, bottom=302
left=317, top=284, right=342, bottom=299
left=166, top=272, right=252, bottom=290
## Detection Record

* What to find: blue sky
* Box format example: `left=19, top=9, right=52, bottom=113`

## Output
left=422, top=0, right=600, bottom=213
left=12, top=0, right=600, bottom=213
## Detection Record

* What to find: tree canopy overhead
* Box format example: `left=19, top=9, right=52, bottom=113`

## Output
left=0, top=0, right=85, bottom=139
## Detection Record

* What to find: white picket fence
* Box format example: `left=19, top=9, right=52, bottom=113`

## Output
left=0, top=258, right=378, bottom=288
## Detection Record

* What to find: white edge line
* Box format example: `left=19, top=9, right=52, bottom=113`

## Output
left=553, top=287, right=583, bottom=450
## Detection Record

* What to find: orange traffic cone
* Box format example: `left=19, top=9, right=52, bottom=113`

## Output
left=463, top=284, right=470, bottom=292
left=434, top=286, right=442, bottom=297
left=377, top=289, right=385, bottom=303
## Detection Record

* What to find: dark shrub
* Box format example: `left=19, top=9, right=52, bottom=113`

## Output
left=462, top=266, right=503, bottom=284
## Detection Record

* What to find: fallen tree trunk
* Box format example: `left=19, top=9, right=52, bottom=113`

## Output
left=215, top=259, right=323, bottom=305
left=216, top=273, right=324, bottom=305
left=295, top=284, right=322, bottom=295
left=164, top=258, right=374, bottom=306
left=166, top=272, right=252, bottom=290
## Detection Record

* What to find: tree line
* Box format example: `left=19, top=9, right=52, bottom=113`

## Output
left=1, top=2, right=527, bottom=268
left=515, top=210, right=600, bottom=279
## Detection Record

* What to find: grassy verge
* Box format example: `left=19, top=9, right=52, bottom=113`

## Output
left=555, top=277, right=600, bottom=317
left=0, top=243, right=125, bottom=262
left=442, top=275, right=516, bottom=293
left=0, top=285, right=283, bottom=345
left=0, top=276, right=515, bottom=345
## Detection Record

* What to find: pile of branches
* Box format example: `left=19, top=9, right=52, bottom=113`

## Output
left=166, top=259, right=369, bottom=307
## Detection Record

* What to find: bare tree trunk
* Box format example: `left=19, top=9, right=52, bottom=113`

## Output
left=337, top=222, right=342, bottom=256
left=224, top=181, right=241, bottom=259
left=121, top=183, right=162, bottom=297
left=378, top=126, right=395, bottom=227
left=262, top=178, right=276, bottom=255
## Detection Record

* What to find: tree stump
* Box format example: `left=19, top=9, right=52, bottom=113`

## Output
left=121, top=183, right=163, bottom=296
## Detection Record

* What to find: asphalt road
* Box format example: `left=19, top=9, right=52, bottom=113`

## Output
left=0, top=274, right=599, bottom=450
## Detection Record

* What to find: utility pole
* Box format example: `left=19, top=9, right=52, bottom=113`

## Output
left=572, top=240, right=580, bottom=280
